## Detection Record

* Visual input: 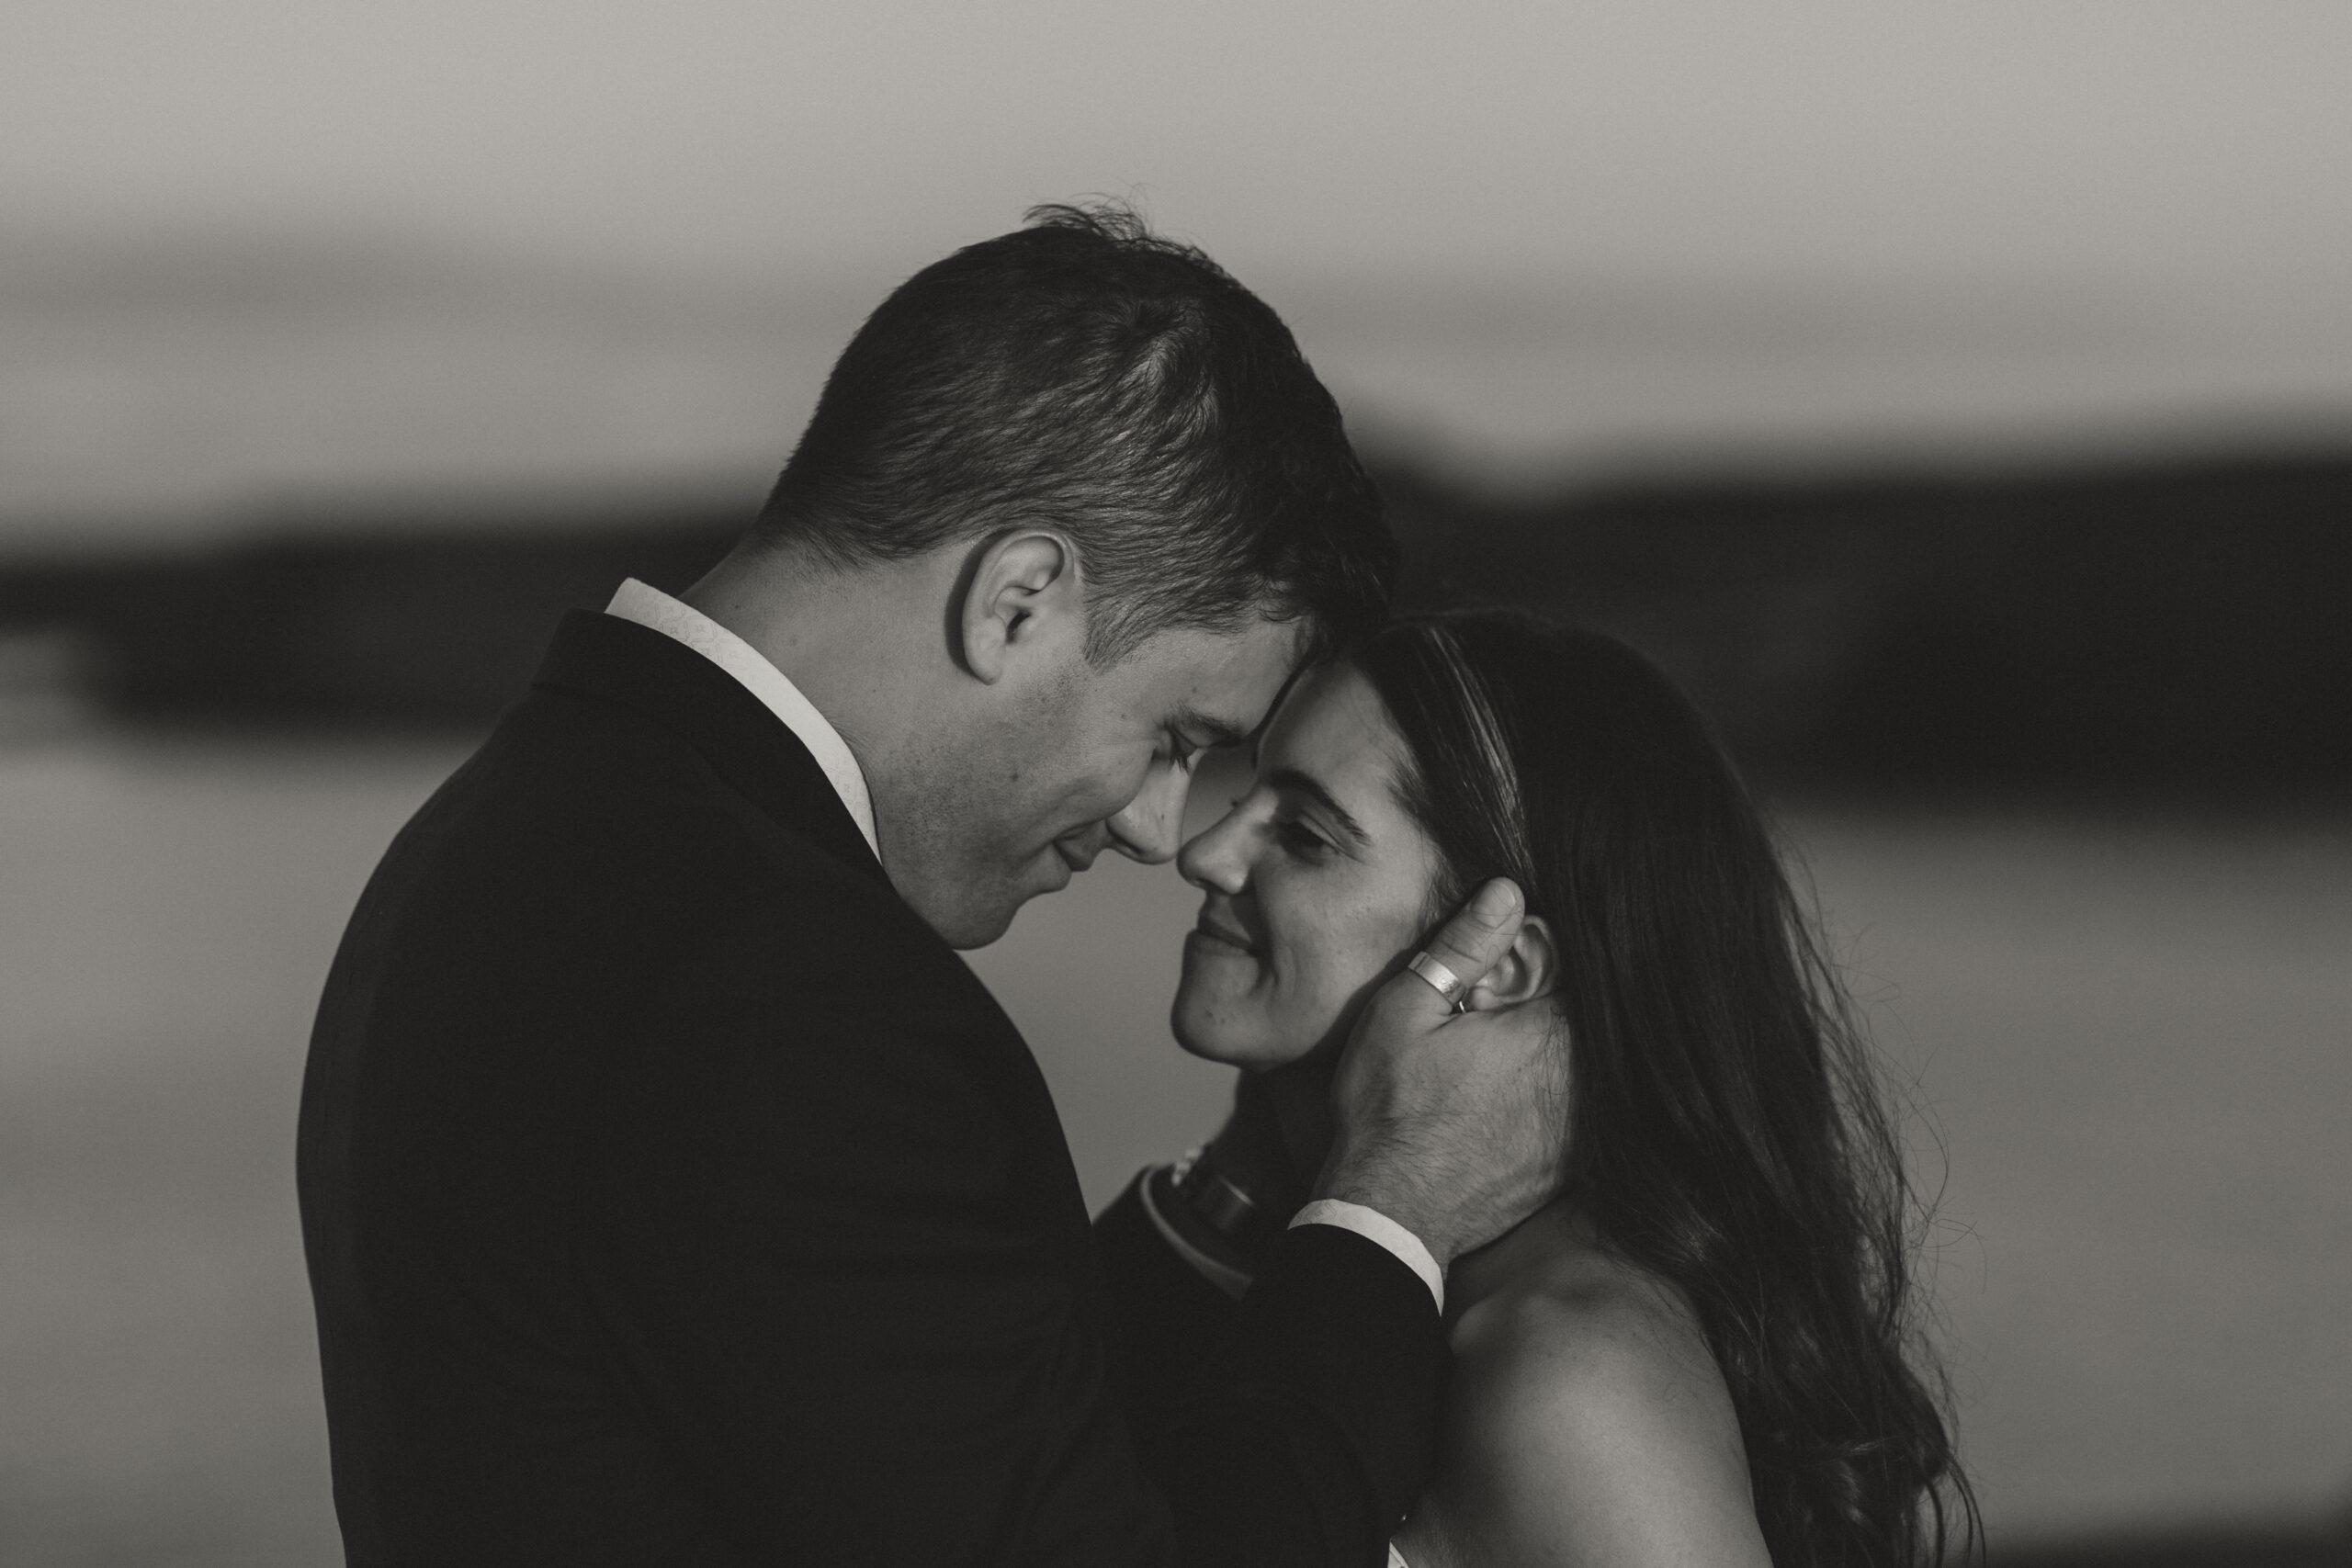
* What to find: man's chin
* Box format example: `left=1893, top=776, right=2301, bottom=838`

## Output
left=931, top=874, right=1069, bottom=951
left=898, top=878, right=1022, bottom=951
left=933, top=898, right=1021, bottom=951
left=895, top=854, right=1072, bottom=950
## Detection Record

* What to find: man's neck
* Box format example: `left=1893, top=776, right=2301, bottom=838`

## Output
left=679, top=540, right=945, bottom=786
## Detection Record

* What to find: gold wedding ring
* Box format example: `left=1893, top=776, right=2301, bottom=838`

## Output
left=1406, top=950, right=1468, bottom=1009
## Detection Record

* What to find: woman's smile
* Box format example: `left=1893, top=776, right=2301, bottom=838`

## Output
left=1186, top=903, right=1260, bottom=958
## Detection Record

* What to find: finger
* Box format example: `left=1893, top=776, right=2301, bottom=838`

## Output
left=1408, top=878, right=1525, bottom=1004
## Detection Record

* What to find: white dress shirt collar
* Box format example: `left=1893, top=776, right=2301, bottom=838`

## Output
left=604, top=579, right=879, bottom=861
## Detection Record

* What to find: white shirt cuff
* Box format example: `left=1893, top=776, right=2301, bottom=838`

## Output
left=1290, top=1200, right=1444, bottom=1314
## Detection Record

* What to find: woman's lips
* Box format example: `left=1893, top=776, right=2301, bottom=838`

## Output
left=1188, top=917, right=1257, bottom=955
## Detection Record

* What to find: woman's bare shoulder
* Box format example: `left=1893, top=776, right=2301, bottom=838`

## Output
left=1397, top=1211, right=1770, bottom=1568
left=1452, top=1222, right=1730, bottom=1438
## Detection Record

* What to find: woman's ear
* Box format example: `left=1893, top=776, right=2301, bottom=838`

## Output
left=1464, top=913, right=1556, bottom=1011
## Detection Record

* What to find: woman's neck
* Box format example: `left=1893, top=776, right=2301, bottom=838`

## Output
left=1264, top=1057, right=1338, bottom=1202
left=1442, top=1196, right=1593, bottom=1318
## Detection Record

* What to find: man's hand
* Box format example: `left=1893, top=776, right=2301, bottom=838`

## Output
left=1315, top=879, right=1572, bottom=1269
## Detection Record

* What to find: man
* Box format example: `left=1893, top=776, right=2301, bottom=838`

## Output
left=299, top=205, right=1567, bottom=1565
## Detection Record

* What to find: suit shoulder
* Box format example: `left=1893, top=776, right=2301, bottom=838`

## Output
left=418, top=687, right=882, bottom=907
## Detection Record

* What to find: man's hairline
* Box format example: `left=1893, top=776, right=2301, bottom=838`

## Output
left=1080, top=592, right=1322, bottom=667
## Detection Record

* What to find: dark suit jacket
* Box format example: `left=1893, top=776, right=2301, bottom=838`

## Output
left=298, top=609, right=1444, bottom=1566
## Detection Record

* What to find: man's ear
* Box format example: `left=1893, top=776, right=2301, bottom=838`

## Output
left=957, top=530, right=1080, bottom=683
left=1464, top=913, right=1557, bottom=1011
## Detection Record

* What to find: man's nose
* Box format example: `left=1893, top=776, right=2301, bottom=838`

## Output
left=1106, top=760, right=1192, bottom=865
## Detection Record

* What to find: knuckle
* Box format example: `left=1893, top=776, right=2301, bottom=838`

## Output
left=1457, top=906, right=1509, bottom=939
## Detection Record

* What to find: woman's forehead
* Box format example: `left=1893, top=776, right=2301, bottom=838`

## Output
left=1263, top=663, right=1409, bottom=798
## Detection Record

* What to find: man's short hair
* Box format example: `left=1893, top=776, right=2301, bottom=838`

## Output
left=749, top=202, right=1396, bottom=662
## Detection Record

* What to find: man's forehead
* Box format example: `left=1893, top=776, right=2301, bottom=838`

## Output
left=1142, top=615, right=1307, bottom=734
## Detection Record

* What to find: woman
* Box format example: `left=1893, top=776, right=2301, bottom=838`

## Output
left=1117, top=611, right=1975, bottom=1567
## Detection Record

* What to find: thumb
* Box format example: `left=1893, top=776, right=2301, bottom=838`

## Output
left=1403, top=878, right=1525, bottom=1012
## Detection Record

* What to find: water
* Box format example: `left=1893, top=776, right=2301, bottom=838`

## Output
left=2, top=737, right=2346, bottom=1563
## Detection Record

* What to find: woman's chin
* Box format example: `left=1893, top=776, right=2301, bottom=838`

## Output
left=1174, top=1036, right=1302, bottom=1070
left=1170, top=997, right=1313, bottom=1070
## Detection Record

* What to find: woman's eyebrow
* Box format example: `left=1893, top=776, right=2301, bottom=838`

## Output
left=1262, top=766, right=1373, bottom=849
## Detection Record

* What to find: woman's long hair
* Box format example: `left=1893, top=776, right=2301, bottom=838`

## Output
left=1352, top=610, right=1978, bottom=1568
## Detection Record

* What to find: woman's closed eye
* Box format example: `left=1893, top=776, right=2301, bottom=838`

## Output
left=1272, top=814, right=1333, bottom=861
left=1216, top=789, right=1339, bottom=863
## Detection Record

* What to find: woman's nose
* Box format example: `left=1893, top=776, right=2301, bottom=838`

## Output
left=1177, top=802, right=1252, bottom=895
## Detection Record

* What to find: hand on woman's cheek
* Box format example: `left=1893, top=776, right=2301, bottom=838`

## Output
left=1170, top=664, right=1446, bottom=1073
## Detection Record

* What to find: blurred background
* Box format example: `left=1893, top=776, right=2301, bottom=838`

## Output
left=3, top=4, right=2348, bottom=1563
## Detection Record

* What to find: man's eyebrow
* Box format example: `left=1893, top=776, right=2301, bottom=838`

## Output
left=1174, top=705, right=1252, bottom=750
left=1262, top=765, right=1373, bottom=850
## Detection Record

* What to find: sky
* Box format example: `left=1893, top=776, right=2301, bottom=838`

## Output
left=5, top=2, right=2352, bottom=529
left=11, top=1, right=2352, bottom=288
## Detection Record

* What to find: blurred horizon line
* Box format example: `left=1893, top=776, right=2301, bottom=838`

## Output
left=5, top=449, right=2346, bottom=806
